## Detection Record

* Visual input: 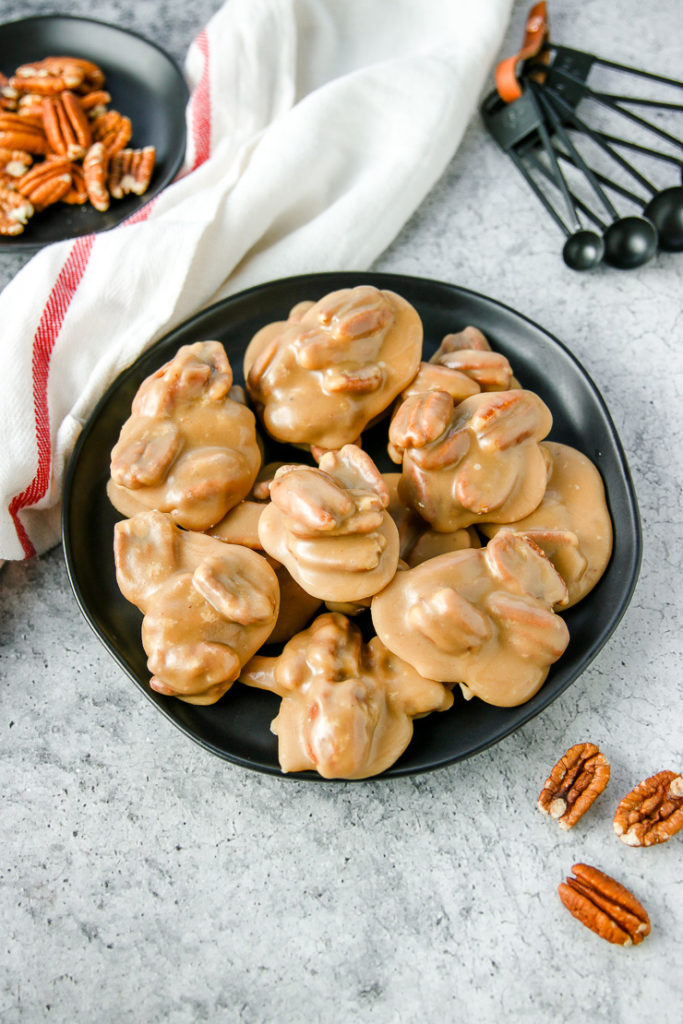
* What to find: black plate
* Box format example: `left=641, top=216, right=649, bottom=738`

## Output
left=0, top=15, right=188, bottom=251
left=62, top=272, right=641, bottom=779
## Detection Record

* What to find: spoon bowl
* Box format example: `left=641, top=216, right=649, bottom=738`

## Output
left=562, top=229, right=605, bottom=270
left=603, top=215, right=658, bottom=269
left=643, top=186, right=683, bottom=251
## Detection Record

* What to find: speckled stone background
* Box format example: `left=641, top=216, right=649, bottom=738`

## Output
left=1, top=1, right=682, bottom=1022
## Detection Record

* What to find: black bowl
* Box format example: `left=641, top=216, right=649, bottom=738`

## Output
left=0, top=14, right=188, bottom=251
left=62, top=272, right=641, bottom=779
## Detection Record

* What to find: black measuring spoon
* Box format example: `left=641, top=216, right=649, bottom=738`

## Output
left=556, top=146, right=683, bottom=253
left=481, top=87, right=604, bottom=270
left=540, top=84, right=658, bottom=267
left=525, top=148, right=606, bottom=268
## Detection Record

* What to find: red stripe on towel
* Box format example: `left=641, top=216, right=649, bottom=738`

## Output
left=190, top=29, right=211, bottom=169
left=8, top=234, right=95, bottom=558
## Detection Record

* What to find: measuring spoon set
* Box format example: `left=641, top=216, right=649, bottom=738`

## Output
left=481, top=2, right=683, bottom=270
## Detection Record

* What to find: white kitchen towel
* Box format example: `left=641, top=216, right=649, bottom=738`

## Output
left=0, top=0, right=512, bottom=561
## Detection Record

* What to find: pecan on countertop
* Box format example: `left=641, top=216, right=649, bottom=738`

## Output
left=538, top=742, right=611, bottom=830
left=613, top=771, right=683, bottom=847
left=558, top=864, right=651, bottom=946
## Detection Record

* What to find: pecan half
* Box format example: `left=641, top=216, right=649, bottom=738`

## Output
left=0, top=147, right=32, bottom=178
left=294, top=286, right=394, bottom=371
left=108, top=146, right=156, bottom=198
left=16, top=157, right=72, bottom=210
left=538, top=743, right=611, bottom=829
left=0, top=182, right=33, bottom=235
left=192, top=555, right=277, bottom=626
left=470, top=390, right=545, bottom=451
left=310, top=437, right=362, bottom=464
left=408, top=587, right=492, bottom=654
left=0, top=73, right=18, bottom=111
left=269, top=466, right=356, bottom=534
left=79, top=90, right=111, bottom=119
left=91, top=110, right=132, bottom=156
left=388, top=390, right=453, bottom=460
left=11, top=58, right=86, bottom=95
left=62, top=163, right=88, bottom=205
left=400, top=361, right=480, bottom=404
left=0, top=113, right=49, bottom=155
left=558, top=864, right=650, bottom=946
left=323, top=363, right=384, bottom=394
left=42, top=91, right=91, bottom=160
left=432, top=326, right=491, bottom=358
left=83, top=142, right=109, bottom=212
left=437, top=348, right=515, bottom=392
left=16, top=94, right=44, bottom=120
left=67, top=58, right=106, bottom=94
left=613, top=770, right=683, bottom=847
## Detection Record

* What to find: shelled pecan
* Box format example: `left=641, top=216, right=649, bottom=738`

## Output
left=16, top=94, right=45, bottom=120
left=83, top=142, right=109, bottom=212
left=68, top=58, right=106, bottom=94
left=1, top=53, right=153, bottom=232
left=79, top=90, right=111, bottom=119
left=0, top=147, right=32, bottom=182
left=558, top=864, right=650, bottom=946
left=42, top=91, right=91, bottom=160
left=11, top=57, right=86, bottom=95
left=91, top=110, right=132, bottom=156
left=62, top=163, right=88, bottom=205
left=0, top=183, right=33, bottom=235
left=0, top=113, right=48, bottom=155
left=0, top=73, right=18, bottom=111
left=15, top=157, right=72, bottom=210
left=538, top=742, right=611, bottom=829
left=613, top=770, right=683, bottom=847
left=430, top=326, right=519, bottom=392
left=108, top=146, right=156, bottom=198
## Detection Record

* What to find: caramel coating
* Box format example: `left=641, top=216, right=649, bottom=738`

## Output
left=244, top=285, right=422, bottom=450
left=209, top=500, right=265, bottom=550
left=239, top=612, right=453, bottom=779
left=267, top=565, right=324, bottom=645
left=208, top=500, right=322, bottom=644
left=398, top=361, right=481, bottom=406
left=247, top=461, right=288, bottom=502
left=114, top=511, right=279, bottom=705
left=430, top=326, right=520, bottom=392
left=108, top=342, right=261, bottom=530
left=371, top=530, right=569, bottom=707
left=382, top=471, right=480, bottom=566
left=258, top=445, right=399, bottom=602
left=382, top=471, right=425, bottom=561
left=389, top=389, right=552, bottom=531
left=482, top=442, right=613, bottom=608
left=405, top=524, right=481, bottom=567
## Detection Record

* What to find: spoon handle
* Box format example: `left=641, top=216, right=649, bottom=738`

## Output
left=555, top=150, right=647, bottom=208
left=526, top=149, right=608, bottom=230
left=592, top=93, right=683, bottom=112
left=528, top=83, right=581, bottom=231
left=508, top=147, right=570, bottom=236
left=586, top=53, right=683, bottom=92
left=546, top=46, right=683, bottom=93
left=548, top=65, right=683, bottom=152
left=593, top=131, right=683, bottom=167
left=533, top=84, right=620, bottom=218
left=543, top=82, right=657, bottom=196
